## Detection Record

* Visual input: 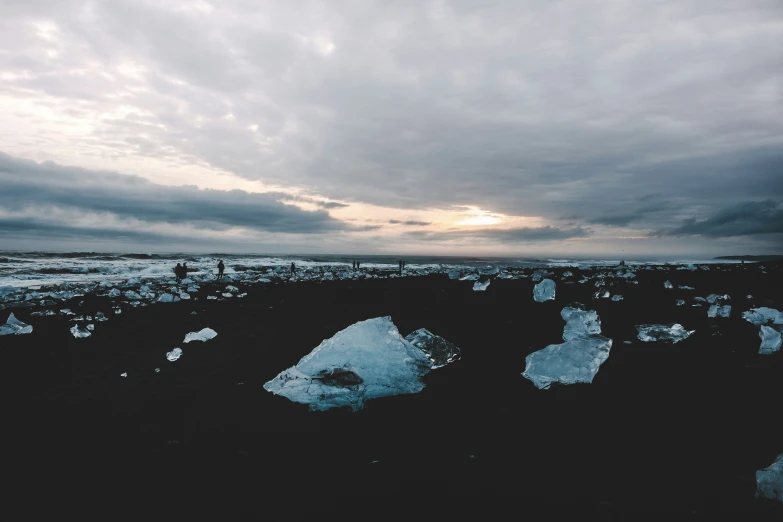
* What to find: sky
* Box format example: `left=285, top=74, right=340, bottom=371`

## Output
left=0, top=0, right=781, bottom=257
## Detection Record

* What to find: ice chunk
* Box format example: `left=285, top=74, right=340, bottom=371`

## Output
left=70, top=324, right=91, bottom=338
left=522, top=305, right=612, bottom=389
left=86, top=324, right=94, bottom=331
left=473, top=280, right=490, bottom=292
left=120, top=372, right=127, bottom=378
left=225, top=285, right=239, bottom=292
left=459, top=274, right=479, bottom=281
left=706, top=293, right=730, bottom=304
left=759, top=326, right=782, bottom=355
left=593, top=290, right=610, bottom=300
left=183, top=328, right=217, bottom=343
left=611, top=295, right=624, bottom=301
left=562, top=271, right=573, bottom=278
left=222, top=292, right=233, bottom=298
left=95, top=312, right=108, bottom=322
left=533, top=279, right=556, bottom=302
left=31, top=310, right=56, bottom=317
left=707, top=304, right=731, bottom=318
left=447, top=270, right=461, bottom=280
left=59, top=308, right=75, bottom=316
left=679, top=285, right=695, bottom=290
left=676, top=300, right=686, bottom=306
left=187, top=286, right=199, bottom=293
left=664, top=281, right=673, bottom=289
left=166, top=347, right=183, bottom=361
left=157, top=293, right=180, bottom=303
left=179, top=292, right=190, bottom=300
left=405, top=328, right=461, bottom=369
left=207, top=295, right=217, bottom=300
left=755, top=453, right=783, bottom=502
left=124, top=290, right=142, bottom=300
left=0, top=313, right=33, bottom=336
left=181, top=278, right=193, bottom=285
left=263, top=317, right=432, bottom=411
left=636, top=324, right=693, bottom=343
left=107, top=288, right=121, bottom=297
left=743, top=308, right=783, bottom=326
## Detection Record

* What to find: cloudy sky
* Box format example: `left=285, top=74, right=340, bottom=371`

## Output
left=1, top=0, right=781, bottom=257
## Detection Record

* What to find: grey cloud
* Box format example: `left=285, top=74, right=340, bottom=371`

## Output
left=1, top=1, right=782, bottom=253
left=659, top=200, right=783, bottom=238
left=0, top=152, right=345, bottom=235
left=405, top=225, right=590, bottom=243
left=389, top=220, right=431, bottom=226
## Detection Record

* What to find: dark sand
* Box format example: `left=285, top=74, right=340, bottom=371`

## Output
left=2, top=263, right=782, bottom=520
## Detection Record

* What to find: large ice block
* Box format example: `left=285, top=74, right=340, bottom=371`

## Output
left=264, top=317, right=432, bottom=411
left=759, top=326, right=782, bottom=355
left=756, top=453, right=783, bottom=502
left=0, top=313, right=33, bottom=336
left=636, top=324, right=693, bottom=343
left=522, top=304, right=612, bottom=389
left=183, top=328, right=217, bottom=343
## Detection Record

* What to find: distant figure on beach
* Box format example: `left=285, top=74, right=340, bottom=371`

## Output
left=174, top=263, right=183, bottom=283
left=357, top=261, right=361, bottom=270
left=399, top=260, right=403, bottom=275
left=402, top=260, right=406, bottom=270
left=217, top=260, right=225, bottom=281
left=353, top=261, right=356, bottom=271
left=182, top=262, right=188, bottom=278
left=619, top=260, right=625, bottom=266
left=291, top=262, right=296, bottom=275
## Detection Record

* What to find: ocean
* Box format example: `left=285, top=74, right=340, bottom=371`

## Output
left=0, top=250, right=738, bottom=288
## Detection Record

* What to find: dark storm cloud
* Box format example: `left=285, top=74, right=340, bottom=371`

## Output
left=659, top=200, right=783, bottom=238
left=0, top=153, right=345, bottom=234
left=1, top=0, right=783, bottom=253
left=405, top=225, right=589, bottom=243
left=389, top=220, right=431, bottom=226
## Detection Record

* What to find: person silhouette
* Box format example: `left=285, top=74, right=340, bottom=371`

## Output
left=182, top=262, right=188, bottom=279
left=174, top=263, right=183, bottom=283
left=217, top=260, right=225, bottom=281
left=291, top=262, right=296, bottom=275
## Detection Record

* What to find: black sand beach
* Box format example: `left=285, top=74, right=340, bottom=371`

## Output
left=2, top=263, right=782, bottom=520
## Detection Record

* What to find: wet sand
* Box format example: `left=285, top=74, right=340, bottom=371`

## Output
left=2, top=263, right=782, bottom=520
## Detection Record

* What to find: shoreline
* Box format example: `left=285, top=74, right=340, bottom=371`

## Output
left=2, top=262, right=782, bottom=519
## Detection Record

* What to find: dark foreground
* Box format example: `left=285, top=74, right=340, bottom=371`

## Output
left=2, top=264, right=782, bottom=520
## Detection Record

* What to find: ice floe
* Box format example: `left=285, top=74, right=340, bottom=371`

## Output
left=533, top=279, right=556, bottom=302
left=759, top=326, right=782, bottom=355
left=183, top=328, right=217, bottom=343
left=743, top=308, right=783, bottom=326
left=522, top=304, right=612, bottom=389
left=404, top=328, right=461, bottom=369
left=636, top=324, right=694, bottom=343
left=707, top=304, right=732, bottom=318
left=166, top=347, right=183, bottom=362
left=756, top=453, right=783, bottom=502
left=0, top=313, right=33, bottom=336
left=263, top=317, right=433, bottom=411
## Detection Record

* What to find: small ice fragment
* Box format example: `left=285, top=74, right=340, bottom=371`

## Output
left=183, top=328, right=217, bottom=343
left=405, top=328, right=461, bottom=369
left=207, top=295, right=217, bottom=300
left=107, top=288, right=121, bottom=297
left=70, top=324, right=91, bottom=338
left=222, top=292, right=233, bottom=298
left=191, top=311, right=197, bottom=315
left=124, top=291, right=142, bottom=300
left=592, top=290, right=610, bottom=300
left=59, top=309, right=75, bottom=316
left=181, top=278, right=193, bottom=285
left=95, top=312, right=108, bottom=322
left=636, top=324, right=693, bottom=343
left=447, top=270, right=460, bottom=280
left=611, top=295, right=623, bottom=301
left=225, top=285, right=239, bottom=292
left=157, top=293, right=181, bottom=303
left=120, top=372, right=127, bottom=378
left=623, top=340, right=632, bottom=345
left=533, top=279, right=556, bottom=302
left=31, top=310, right=56, bottom=316
left=755, top=453, right=783, bottom=502
left=759, top=326, right=782, bottom=355
left=115, top=309, right=122, bottom=314
left=0, top=313, right=33, bottom=336
left=676, top=300, right=686, bottom=306
left=473, top=280, right=490, bottom=292
left=459, top=274, right=479, bottom=281
left=166, top=347, right=183, bottom=361
left=154, top=368, right=161, bottom=373
left=562, top=271, right=573, bottom=278
left=179, top=292, right=191, bottom=300
left=86, top=324, right=94, bottom=331
left=746, top=295, right=753, bottom=299
left=679, top=285, right=695, bottom=290
left=664, top=281, right=673, bottom=289
left=707, top=304, right=731, bottom=318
